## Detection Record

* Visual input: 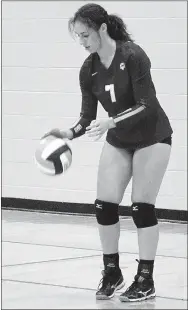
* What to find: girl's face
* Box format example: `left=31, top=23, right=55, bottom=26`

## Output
left=73, top=21, right=101, bottom=53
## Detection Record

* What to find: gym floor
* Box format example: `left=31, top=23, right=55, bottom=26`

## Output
left=2, top=209, right=187, bottom=309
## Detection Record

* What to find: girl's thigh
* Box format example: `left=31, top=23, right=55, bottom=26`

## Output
left=132, top=143, right=172, bottom=204
left=97, top=141, right=133, bottom=204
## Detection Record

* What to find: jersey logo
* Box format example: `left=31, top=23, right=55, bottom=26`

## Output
left=120, top=62, right=125, bottom=70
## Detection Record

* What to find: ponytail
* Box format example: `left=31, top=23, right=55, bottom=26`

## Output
left=69, top=3, right=134, bottom=43
left=107, top=14, right=134, bottom=42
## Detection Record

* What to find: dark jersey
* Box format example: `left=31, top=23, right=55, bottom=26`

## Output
left=70, top=41, right=173, bottom=148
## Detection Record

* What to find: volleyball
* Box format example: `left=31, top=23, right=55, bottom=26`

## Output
left=35, top=134, right=72, bottom=175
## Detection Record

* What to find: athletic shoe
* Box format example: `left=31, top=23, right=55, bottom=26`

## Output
left=96, top=269, right=125, bottom=300
left=119, top=274, right=156, bottom=302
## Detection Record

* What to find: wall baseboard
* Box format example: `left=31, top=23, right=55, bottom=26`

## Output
left=1, top=197, right=187, bottom=223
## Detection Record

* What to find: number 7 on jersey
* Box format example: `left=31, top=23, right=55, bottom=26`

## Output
left=105, top=84, right=116, bottom=103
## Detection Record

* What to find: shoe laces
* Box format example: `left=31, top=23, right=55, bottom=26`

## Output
left=126, top=273, right=146, bottom=293
left=97, top=270, right=114, bottom=290
left=126, top=278, right=140, bottom=293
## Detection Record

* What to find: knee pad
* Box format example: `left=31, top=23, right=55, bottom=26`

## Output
left=95, top=199, right=119, bottom=225
left=131, top=202, right=158, bottom=228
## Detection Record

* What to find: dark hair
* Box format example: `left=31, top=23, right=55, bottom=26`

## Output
left=68, top=3, right=133, bottom=42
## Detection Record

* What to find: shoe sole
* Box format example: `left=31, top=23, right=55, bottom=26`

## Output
left=119, top=292, right=156, bottom=302
left=96, top=281, right=125, bottom=300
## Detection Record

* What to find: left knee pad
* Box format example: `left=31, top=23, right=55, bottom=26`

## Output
left=131, top=202, right=158, bottom=228
left=95, top=199, right=119, bottom=225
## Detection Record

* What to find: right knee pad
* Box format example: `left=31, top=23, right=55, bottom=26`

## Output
left=95, top=199, right=119, bottom=225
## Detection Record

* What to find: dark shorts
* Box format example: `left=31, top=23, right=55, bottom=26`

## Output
left=106, top=135, right=172, bottom=153
left=159, top=136, right=172, bottom=146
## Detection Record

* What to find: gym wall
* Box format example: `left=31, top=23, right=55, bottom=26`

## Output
left=2, top=1, right=187, bottom=211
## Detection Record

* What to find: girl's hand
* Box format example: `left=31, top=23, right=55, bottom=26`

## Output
left=86, top=118, right=115, bottom=141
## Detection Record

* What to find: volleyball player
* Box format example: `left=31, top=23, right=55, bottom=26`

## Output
left=45, top=3, right=173, bottom=302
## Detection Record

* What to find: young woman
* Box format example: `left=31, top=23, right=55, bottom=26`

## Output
left=45, top=3, right=173, bottom=302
